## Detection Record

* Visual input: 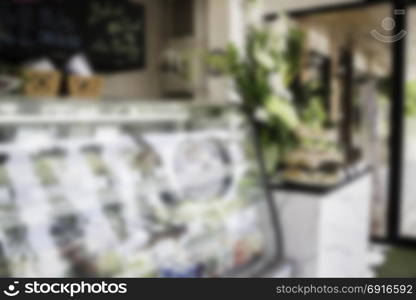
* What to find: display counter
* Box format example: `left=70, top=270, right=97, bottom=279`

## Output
left=0, top=98, right=282, bottom=278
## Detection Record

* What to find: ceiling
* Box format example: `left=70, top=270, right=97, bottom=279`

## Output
left=294, top=3, right=393, bottom=76
left=264, top=0, right=362, bottom=14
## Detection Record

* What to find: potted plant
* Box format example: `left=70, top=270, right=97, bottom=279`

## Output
left=208, top=0, right=304, bottom=175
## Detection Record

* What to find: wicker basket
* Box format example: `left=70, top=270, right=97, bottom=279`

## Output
left=23, top=70, right=62, bottom=97
left=68, top=75, right=103, bottom=99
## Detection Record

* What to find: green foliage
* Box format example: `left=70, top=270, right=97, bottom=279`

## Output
left=265, top=95, right=299, bottom=129
left=284, top=28, right=305, bottom=87
left=301, top=97, right=326, bottom=129
left=207, top=18, right=305, bottom=173
left=406, top=81, right=416, bottom=117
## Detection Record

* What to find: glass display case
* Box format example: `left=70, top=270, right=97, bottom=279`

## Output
left=0, top=99, right=281, bottom=277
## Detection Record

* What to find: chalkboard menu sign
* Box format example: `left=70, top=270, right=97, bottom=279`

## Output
left=0, top=0, right=146, bottom=72
left=85, top=0, right=146, bottom=71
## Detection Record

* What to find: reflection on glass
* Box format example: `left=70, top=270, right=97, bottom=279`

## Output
left=284, top=4, right=392, bottom=237
left=400, top=7, right=416, bottom=238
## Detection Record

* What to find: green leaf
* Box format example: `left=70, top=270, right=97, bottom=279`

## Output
left=283, top=28, right=305, bottom=87
left=301, top=97, right=326, bottom=128
left=265, top=95, right=299, bottom=129
left=406, top=81, right=416, bottom=117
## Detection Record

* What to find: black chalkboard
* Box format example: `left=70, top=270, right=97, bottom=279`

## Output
left=0, top=0, right=146, bottom=72
left=84, top=0, right=146, bottom=71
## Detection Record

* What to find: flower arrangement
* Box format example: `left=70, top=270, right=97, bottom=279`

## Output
left=208, top=0, right=305, bottom=174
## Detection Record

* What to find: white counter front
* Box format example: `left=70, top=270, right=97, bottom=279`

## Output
left=273, top=172, right=372, bottom=277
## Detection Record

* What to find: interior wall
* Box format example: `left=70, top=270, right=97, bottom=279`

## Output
left=264, top=0, right=361, bottom=13
left=100, top=0, right=165, bottom=99
left=96, top=0, right=364, bottom=99
left=205, top=0, right=245, bottom=103
left=407, top=7, right=416, bottom=81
